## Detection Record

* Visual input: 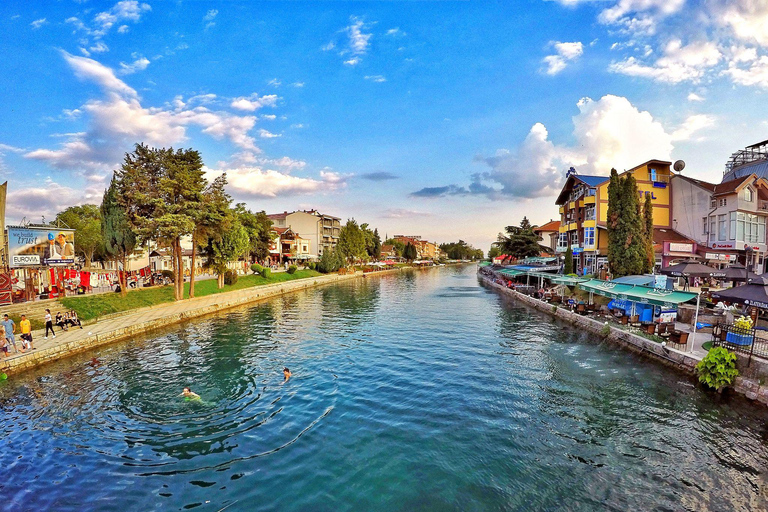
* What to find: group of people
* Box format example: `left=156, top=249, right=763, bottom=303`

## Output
left=43, top=309, right=82, bottom=338
left=1, top=313, right=34, bottom=358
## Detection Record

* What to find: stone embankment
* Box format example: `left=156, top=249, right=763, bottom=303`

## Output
left=1, top=267, right=409, bottom=376
left=479, top=273, right=768, bottom=406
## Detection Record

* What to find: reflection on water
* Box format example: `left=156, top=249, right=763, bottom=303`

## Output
left=1, top=266, right=767, bottom=511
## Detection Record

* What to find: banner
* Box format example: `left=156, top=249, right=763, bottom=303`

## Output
left=7, top=227, right=76, bottom=267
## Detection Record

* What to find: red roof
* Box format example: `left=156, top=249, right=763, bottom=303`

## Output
left=267, top=212, right=288, bottom=220
left=653, top=228, right=695, bottom=244
left=534, top=220, right=561, bottom=233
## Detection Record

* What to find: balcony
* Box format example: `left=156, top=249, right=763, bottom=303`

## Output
left=759, top=201, right=768, bottom=211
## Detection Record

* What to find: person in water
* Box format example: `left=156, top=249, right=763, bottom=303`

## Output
left=181, top=387, right=200, bottom=399
left=283, top=367, right=292, bottom=382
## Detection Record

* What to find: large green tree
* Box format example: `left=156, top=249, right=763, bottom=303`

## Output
left=235, top=203, right=273, bottom=264
left=190, top=174, right=231, bottom=298
left=115, top=144, right=207, bottom=300
left=403, top=242, right=418, bottom=261
left=338, top=219, right=367, bottom=264
left=643, top=193, right=655, bottom=273
left=101, top=177, right=137, bottom=297
left=202, top=216, right=250, bottom=288
left=385, top=238, right=405, bottom=257
left=440, top=240, right=484, bottom=260
left=607, top=169, right=647, bottom=278
left=497, top=217, right=543, bottom=259
left=56, top=204, right=104, bottom=268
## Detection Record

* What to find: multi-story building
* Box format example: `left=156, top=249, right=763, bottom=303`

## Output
left=268, top=227, right=311, bottom=265
left=267, top=209, right=341, bottom=258
left=555, top=160, right=675, bottom=274
left=392, top=235, right=440, bottom=260
left=533, top=220, right=560, bottom=253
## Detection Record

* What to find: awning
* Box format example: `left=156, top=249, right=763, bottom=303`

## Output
left=578, top=279, right=698, bottom=307
left=510, top=265, right=561, bottom=272
left=499, top=269, right=525, bottom=277
left=664, top=252, right=702, bottom=259
left=547, top=275, right=589, bottom=285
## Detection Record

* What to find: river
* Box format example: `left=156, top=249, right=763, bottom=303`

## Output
left=1, top=265, right=766, bottom=511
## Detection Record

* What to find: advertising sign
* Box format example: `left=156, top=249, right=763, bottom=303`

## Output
left=710, top=241, right=736, bottom=250
left=7, top=227, right=75, bottom=267
left=669, top=243, right=693, bottom=253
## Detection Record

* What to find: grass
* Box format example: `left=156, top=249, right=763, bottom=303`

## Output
left=61, top=269, right=322, bottom=322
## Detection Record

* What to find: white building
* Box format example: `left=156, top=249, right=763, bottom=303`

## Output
left=267, top=210, right=341, bottom=258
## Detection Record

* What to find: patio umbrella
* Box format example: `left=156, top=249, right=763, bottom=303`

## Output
left=711, top=275, right=768, bottom=309
left=659, top=260, right=717, bottom=277
left=709, top=263, right=758, bottom=284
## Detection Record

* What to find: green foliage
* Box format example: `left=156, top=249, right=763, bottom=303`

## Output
left=385, top=239, right=406, bottom=256
left=202, top=218, right=249, bottom=288
left=439, top=240, right=484, bottom=260
left=488, top=246, right=502, bottom=260
left=696, top=347, right=739, bottom=390
left=224, top=269, right=238, bottom=286
left=251, top=263, right=263, bottom=274
left=234, top=203, right=273, bottom=263
left=308, top=262, right=316, bottom=270
left=56, top=204, right=104, bottom=267
left=601, top=324, right=611, bottom=337
left=643, top=193, right=655, bottom=273
left=563, top=245, right=574, bottom=275
left=338, top=219, right=368, bottom=263
left=607, top=169, right=649, bottom=278
left=317, top=248, right=344, bottom=273
left=101, top=176, right=137, bottom=296
left=496, top=217, right=542, bottom=260
left=287, top=265, right=298, bottom=274
left=403, top=242, right=418, bottom=261
left=260, top=267, right=271, bottom=279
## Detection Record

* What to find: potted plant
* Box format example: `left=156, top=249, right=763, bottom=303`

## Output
left=726, top=315, right=754, bottom=346
left=696, top=347, right=739, bottom=392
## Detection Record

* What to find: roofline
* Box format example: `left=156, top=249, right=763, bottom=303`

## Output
left=671, top=173, right=716, bottom=191
left=621, top=159, right=673, bottom=176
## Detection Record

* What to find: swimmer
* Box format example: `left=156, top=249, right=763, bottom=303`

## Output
left=283, top=367, right=292, bottom=382
left=180, top=387, right=200, bottom=399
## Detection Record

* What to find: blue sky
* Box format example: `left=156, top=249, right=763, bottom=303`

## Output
left=1, top=1, right=768, bottom=251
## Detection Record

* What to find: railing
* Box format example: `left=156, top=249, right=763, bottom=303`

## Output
left=711, top=323, right=768, bottom=365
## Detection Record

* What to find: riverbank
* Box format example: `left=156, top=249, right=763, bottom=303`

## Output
left=0, top=265, right=414, bottom=376
left=478, top=272, right=768, bottom=406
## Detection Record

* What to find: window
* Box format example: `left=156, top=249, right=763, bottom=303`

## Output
left=710, top=218, right=716, bottom=242
left=720, top=198, right=727, bottom=207
left=743, top=187, right=754, bottom=202
left=735, top=213, right=764, bottom=243
left=737, top=212, right=745, bottom=240
left=650, top=169, right=657, bottom=182
left=585, top=204, right=596, bottom=220
left=710, top=199, right=717, bottom=208
left=558, top=232, right=568, bottom=250
left=760, top=217, right=766, bottom=244
left=718, top=214, right=726, bottom=241
left=571, top=231, right=579, bottom=246
left=703, top=217, right=708, bottom=236
left=730, top=212, right=736, bottom=240
left=584, top=227, right=595, bottom=248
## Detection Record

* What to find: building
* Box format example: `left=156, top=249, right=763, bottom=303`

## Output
left=672, top=172, right=768, bottom=272
left=392, top=235, right=440, bottom=260
left=533, top=220, right=560, bottom=253
left=268, top=227, right=311, bottom=265
left=555, top=160, right=674, bottom=274
left=267, top=209, right=341, bottom=258
left=721, top=139, right=768, bottom=183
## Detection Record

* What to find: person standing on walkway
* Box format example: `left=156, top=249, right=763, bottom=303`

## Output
left=44, top=309, right=56, bottom=339
left=1, top=314, right=22, bottom=354
left=20, top=314, right=34, bottom=350
left=0, top=325, right=7, bottom=358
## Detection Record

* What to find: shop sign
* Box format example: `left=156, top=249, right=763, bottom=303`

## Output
left=705, top=253, right=737, bottom=262
left=669, top=243, right=693, bottom=253
left=710, top=241, right=736, bottom=250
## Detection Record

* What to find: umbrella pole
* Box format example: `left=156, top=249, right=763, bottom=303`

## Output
left=690, top=292, right=701, bottom=354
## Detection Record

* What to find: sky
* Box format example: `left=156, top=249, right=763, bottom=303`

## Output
left=1, top=0, right=768, bottom=252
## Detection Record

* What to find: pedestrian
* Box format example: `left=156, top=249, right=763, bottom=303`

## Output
left=0, top=326, right=7, bottom=359
left=44, top=309, right=56, bottom=339
left=69, top=310, right=82, bottom=329
left=20, top=314, right=34, bottom=350
left=1, top=314, right=22, bottom=354
left=55, top=312, right=68, bottom=331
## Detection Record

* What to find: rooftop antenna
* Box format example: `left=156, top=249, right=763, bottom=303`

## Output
left=673, top=160, right=686, bottom=173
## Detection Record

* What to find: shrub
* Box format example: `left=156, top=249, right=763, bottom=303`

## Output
left=600, top=323, right=611, bottom=338
left=696, top=347, right=739, bottom=390
left=308, top=262, right=316, bottom=270
left=260, top=267, right=271, bottom=279
left=287, top=265, right=297, bottom=274
left=161, top=270, right=174, bottom=282
left=251, top=263, right=263, bottom=275
left=224, top=269, right=238, bottom=286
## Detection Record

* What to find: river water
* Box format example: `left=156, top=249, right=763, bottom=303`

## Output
left=1, top=265, right=767, bottom=511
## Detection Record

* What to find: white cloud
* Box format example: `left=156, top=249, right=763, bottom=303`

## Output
left=714, top=0, right=768, bottom=47
left=62, top=51, right=137, bottom=97
left=364, top=75, right=386, bottom=82
left=267, top=78, right=281, bottom=87
left=292, top=82, right=305, bottom=88
left=386, top=28, right=405, bottom=36
left=119, top=56, right=150, bottom=74
left=344, top=57, right=361, bottom=66
left=731, top=45, right=758, bottom=62
left=203, top=9, right=218, bottom=21
left=609, top=39, right=721, bottom=83
left=89, top=41, right=110, bottom=54
left=207, top=166, right=347, bottom=199
left=542, top=41, right=584, bottom=75
left=723, top=56, right=768, bottom=88
left=5, top=179, right=102, bottom=222
left=30, top=18, right=47, bottom=29
left=321, top=42, right=336, bottom=52
left=670, top=114, right=716, bottom=141
left=258, top=129, right=281, bottom=138
left=261, top=114, right=277, bottom=120
left=687, top=92, right=705, bottom=101
left=117, top=25, right=129, bottom=34
left=93, top=1, right=151, bottom=38
left=230, top=94, right=279, bottom=111
left=346, top=17, right=372, bottom=55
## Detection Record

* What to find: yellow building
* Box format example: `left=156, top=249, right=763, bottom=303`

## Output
left=555, top=160, right=673, bottom=274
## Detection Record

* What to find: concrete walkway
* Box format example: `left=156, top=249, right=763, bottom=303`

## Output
left=0, top=270, right=377, bottom=374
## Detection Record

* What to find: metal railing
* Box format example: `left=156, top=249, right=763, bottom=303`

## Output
left=711, top=323, right=768, bottom=365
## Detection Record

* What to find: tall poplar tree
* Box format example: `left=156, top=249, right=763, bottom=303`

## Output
left=643, top=193, right=655, bottom=273
left=621, top=174, right=646, bottom=276
left=101, top=177, right=136, bottom=297
left=606, top=168, right=622, bottom=276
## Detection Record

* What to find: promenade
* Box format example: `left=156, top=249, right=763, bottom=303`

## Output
left=0, top=270, right=375, bottom=375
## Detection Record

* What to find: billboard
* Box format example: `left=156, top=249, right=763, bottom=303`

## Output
left=7, top=227, right=75, bottom=267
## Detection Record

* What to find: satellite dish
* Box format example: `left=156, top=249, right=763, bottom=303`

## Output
left=673, top=160, right=686, bottom=172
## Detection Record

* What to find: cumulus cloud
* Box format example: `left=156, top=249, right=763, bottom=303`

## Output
left=230, top=94, right=279, bottom=111
left=63, top=51, right=137, bottom=97
left=542, top=41, right=584, bottom=75
left=723, top=56, right=768, bottom=88
left=411, top=95, right=708, bottom=200
left=714, top=0, right=768, bottom=47
left=258, top=129, right=281, bottom=138
left=30, top=18, right=47, bottom=29
left=119, top=56, right=150, bottom=74
left=346, top=17, right=372, bottom=55
left=609, top=39, right=721, bottom=83
left=206, top=166, right=348, bottom=199
left=5, top=178, right=102, bottom=222
left=203, top=9, right=218, bottom=21
left=687, top=92, right=705, bottom=102
left=93, top=1, right=151, bottom=38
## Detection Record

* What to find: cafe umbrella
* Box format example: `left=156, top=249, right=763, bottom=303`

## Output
left=660, top=260, right=717, bottom=290
left=709, top=263, right=758, bottom=286
left=711, top=275, right=768, bottom=310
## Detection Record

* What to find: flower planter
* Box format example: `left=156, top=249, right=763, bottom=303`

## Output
left=725, top=331, right=753, bottom=346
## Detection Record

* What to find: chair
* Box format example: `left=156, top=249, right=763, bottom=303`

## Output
left=644, top=323, right=657, bottom=335
left=659, top=323, right=672, bottom=339
left=619, top=315, right=628, bottom=325
left=576, top=303, right=587, bottom=315
left=630, top=315, right=641, bottom=327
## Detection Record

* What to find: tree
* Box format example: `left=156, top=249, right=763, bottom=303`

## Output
left=101, top=177, right=136, bottom=297
left=497, top=217, right=543, bottom=259
left=403, top=242, right=418, bottom=261
left=338, top=219, right=367, bottom=264
left=235, top=203, right=273, bottom=264
left=361, top=224, right=382, bottom=260
left=606, top=168, right=622, bottom=275
left=643, top=193, right=655, bottom=273
left=488, top=246, right=501, bottom=260
left=607, top=169, right=646, bottom=278
left=440, top=240, right=484, bottom=260
left=385, top=238, right=405, bottom=257
left=564, top=245, right=574, bottom=274
left=202, top=216, right=250, bottom=288
left=56, top=204, right=104, bottom=268
left=317, top=247, right=344, bottom=273
left=190, top=174, right=231, bottom=298
left=115, top=143, right=206, bottom=300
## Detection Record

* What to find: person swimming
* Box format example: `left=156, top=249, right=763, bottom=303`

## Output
left=283, top=367, right=291, bottom=382
left=180, top=387, right=200, bottom=399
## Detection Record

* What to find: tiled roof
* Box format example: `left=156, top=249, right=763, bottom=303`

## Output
left=534, top=220, right=561, bottom=232
left=653, top=228, right=695, bottom=245
left=713, top=175, right=752, bottom=196
left=267, top=212, right=288, bottom=220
